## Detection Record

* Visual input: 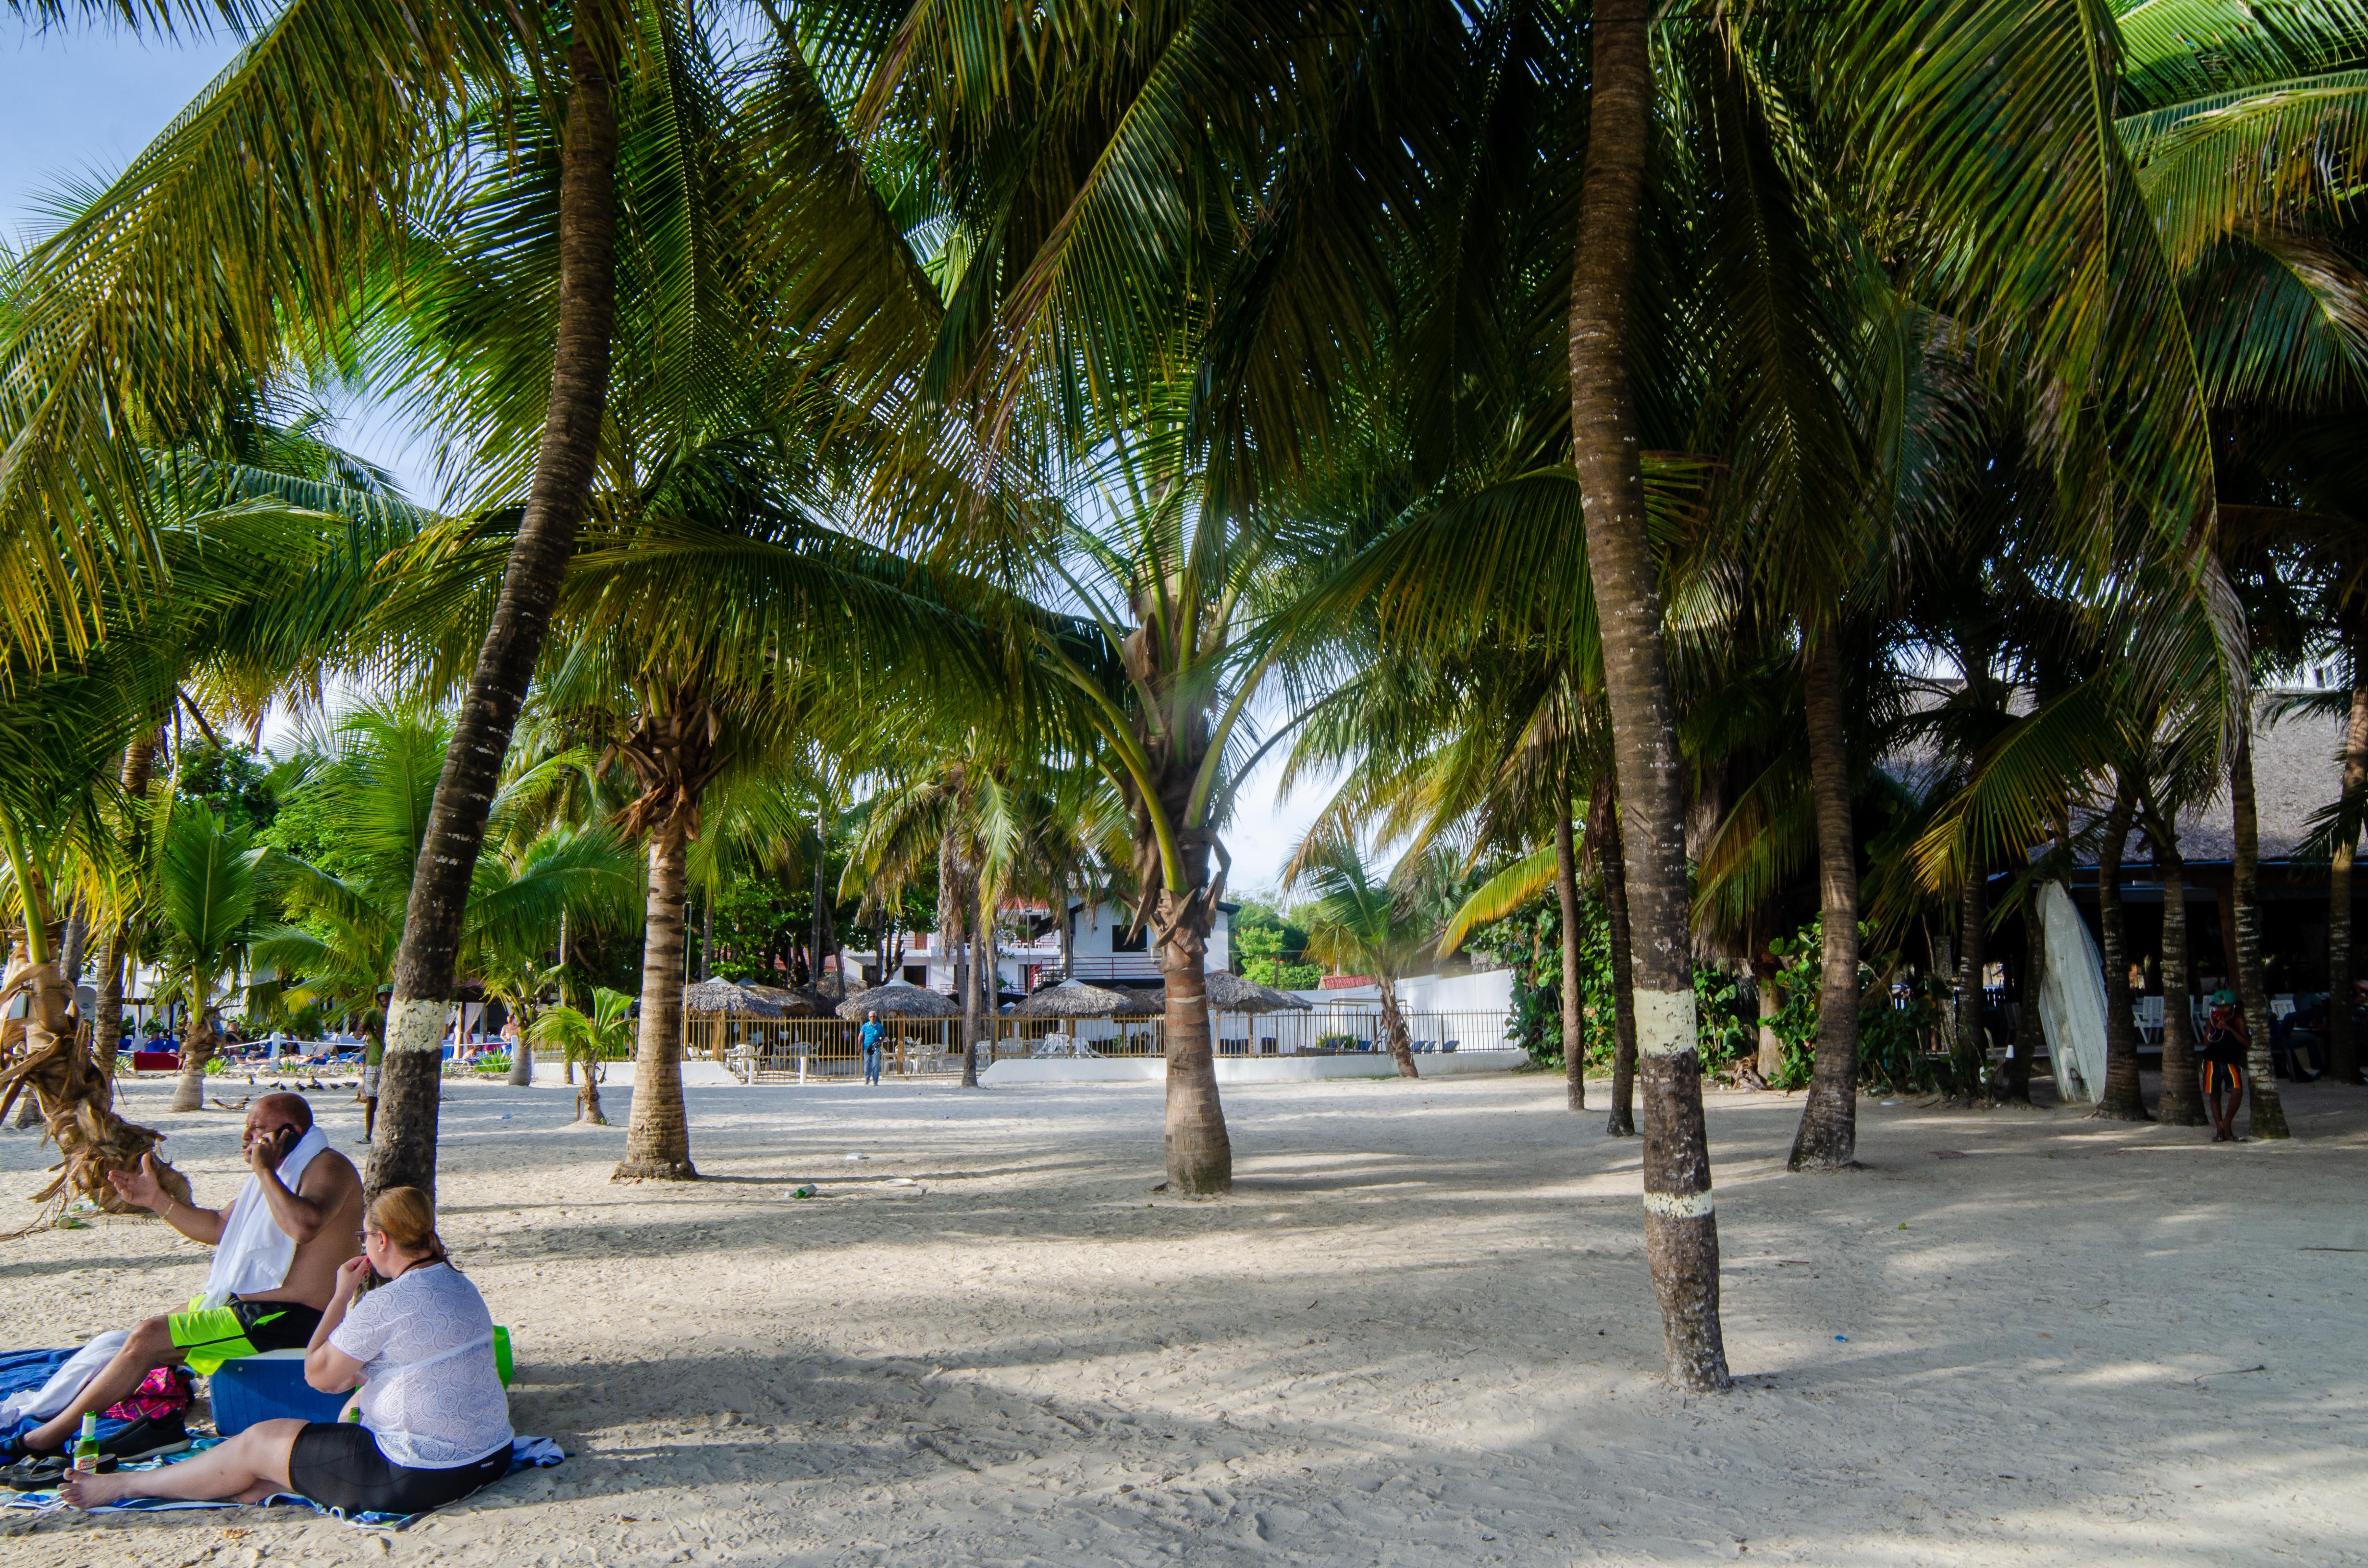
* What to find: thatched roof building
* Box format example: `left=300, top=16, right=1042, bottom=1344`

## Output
left=680, top=980, right=788, bottom=1019
left=1200, top=970, right=1312, bottom=1014
left=836, top=982, right=961, bottom=1020
left=1014, top=980, right=1158, bottom=1018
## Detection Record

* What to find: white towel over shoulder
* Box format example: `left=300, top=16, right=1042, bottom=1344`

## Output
left=198, top=1124, right=331, bottom=1311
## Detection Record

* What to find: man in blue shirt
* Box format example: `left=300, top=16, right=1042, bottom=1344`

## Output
left=859, top=1011, right=885, bottom=1086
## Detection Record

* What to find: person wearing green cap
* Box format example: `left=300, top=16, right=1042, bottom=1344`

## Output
left=2199, top=988, right=2249, bottom=1141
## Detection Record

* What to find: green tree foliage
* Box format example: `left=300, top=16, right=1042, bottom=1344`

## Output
left=1232, top=899, right=1319, bottom=990
left=1761, top=919, right=1954, bottom=1095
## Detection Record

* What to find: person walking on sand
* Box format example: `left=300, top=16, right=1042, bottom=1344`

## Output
left=2200, top=988, right=2249, bottom=1142
left=860, top=1010, right=885, bottom=1086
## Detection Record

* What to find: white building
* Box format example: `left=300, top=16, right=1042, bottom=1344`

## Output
left=894, top=899, right=1233, bottom=996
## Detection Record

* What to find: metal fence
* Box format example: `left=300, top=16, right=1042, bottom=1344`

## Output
left=685, top=1008, right=1515, bottom=1081
left=686, top=1017, right=965, bottom=1082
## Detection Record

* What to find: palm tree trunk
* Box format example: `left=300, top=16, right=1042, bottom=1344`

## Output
left=2328, top=659, right=2368, bottom=1085
left=2094, top=777, right=2149, bottom=1120
left=1059, top=885, right=1075, bottom=981
left=2003, top=891, right=2043, bottom=1106
left=370, top=31, right=620, bottom=1202
left=90, top=732, right=159, bottom=1079
left=168, top=978, right=215, bottom=1113
left=617, top=820, right=697, bottom=1179
left=89, top=929, right=128, bottom=1078
left=1555, top=807, right=1585, bottom=1110
left=1790, top=632, right=1863, bottom=1167
left=2155, top=837, right=2205, bottom=1126
left=1955, top=862, right=1988, bottom=1098
left=1567, top=0, right=1727, bottom=1389
left=811, top=804, right=830, bottom=995
left=2230, top=724, right=2289, bottom=1138
left=1602, top=796, right=1640, bottom=1137
left=505, top=999, right=536, bottom=1087
left=578, top=1054, right=607, bottom=1124
left=1752, top=956, right=1783, bottom=1082
left=1159, top=905, right=1230, bottom=1192
left=56, top=900, right=86, bottom=990
left=961, top=886, right=984, bottom=1088
left=1379, top=975, right=1418, bottom=1078
left=558, top=913, right=576, bottom=1087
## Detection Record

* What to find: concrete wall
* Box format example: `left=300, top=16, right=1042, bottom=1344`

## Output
left=530, top=1059, right=740, bottom=1089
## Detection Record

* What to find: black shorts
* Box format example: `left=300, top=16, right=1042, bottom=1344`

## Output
left=168, top=1298, right=324, bottom=1371
left=232, top=1298, right=324, bottom=1352
left=287, top=1423, right=508, bottom=1515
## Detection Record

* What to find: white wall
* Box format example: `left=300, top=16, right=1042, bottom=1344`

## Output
left=1285, top=968, right=1513, bottom=1014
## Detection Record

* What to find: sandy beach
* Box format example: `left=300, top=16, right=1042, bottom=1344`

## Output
left=2, top=1068, right=2364, bottom=1566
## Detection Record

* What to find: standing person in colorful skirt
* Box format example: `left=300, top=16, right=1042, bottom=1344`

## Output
left=2200, top=988, right=2250, bottom=1142
left=0, top=1095, right=363, bottom=1474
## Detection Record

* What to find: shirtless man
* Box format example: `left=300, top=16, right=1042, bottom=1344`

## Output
left=8, top=1093, right=363, bottom=1458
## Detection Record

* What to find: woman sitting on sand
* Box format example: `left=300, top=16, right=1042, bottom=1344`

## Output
left=65, top=1188, right=512, bottom=1516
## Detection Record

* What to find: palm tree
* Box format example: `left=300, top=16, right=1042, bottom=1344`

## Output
left=1292, top=842, right=1443, bottom=1079
left=5, top=0, right=957, bottom=1200
left=847, top=744, right=1093, bottom=1087
left=1562, top=0, right=1728, bottom=1388
left=252, top=710, right=638, bottom=1083
left=148, top=803, right=282, bottom=1112
left=530, top=986, right=635, bottom=1125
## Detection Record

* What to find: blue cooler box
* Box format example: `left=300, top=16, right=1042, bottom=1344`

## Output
left=209, top=1330, right=516, bottom=1437
left=208, top=1350, right=349, bottom=1434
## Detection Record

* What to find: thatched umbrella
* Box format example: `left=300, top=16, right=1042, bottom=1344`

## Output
left=742, top=983, right=833, bottom=1017
left=1014, top=980, right=1158, bottom=1018
left=836, top=982, right=961, bottom=1020
left=680, top=979, right=787, bottom=1018
left=1201, top=970, right=1313, bottom=1014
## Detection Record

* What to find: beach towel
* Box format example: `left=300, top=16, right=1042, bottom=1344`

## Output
left=0, top=1434, right=565, bottom=1529
left=0, top=1335, right=127, bottom=1428
left=199, top=1124, right=330, bottom=1311
left=0, top=1346, right=178, bottom=1456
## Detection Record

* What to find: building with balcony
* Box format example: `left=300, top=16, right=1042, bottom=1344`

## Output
left=888, top=899, right=1235, bottom=996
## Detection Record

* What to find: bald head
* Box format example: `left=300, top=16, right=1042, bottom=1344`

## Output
left=247, top=1092, right=313, bottom=1139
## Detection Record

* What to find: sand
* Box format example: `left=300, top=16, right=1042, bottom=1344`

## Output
left=2, top=1067, right=2365, bottom=1566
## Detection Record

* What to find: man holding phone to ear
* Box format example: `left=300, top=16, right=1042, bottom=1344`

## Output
left=3, top=1094, right=363, bottom=1464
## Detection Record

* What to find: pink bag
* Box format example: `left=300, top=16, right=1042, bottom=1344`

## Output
left=103, top=1364, right=194, bottom=1422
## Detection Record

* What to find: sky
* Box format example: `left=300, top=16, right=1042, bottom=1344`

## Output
left=0, top=22, right=1339, bottom=897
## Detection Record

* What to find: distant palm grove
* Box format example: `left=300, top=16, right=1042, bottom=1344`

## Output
left=3, top=0, right=2365, bottom=1393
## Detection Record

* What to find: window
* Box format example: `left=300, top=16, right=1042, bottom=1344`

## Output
left=1112, top=922, right=1148, bottom=953
left=903, top=966, right=928, bottom=987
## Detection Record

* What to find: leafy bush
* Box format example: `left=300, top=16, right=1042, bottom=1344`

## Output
left=1480, top=888, right=1749, bottom=1070
left=1243, top=956, right=1324, bottom=990
left=1763, top=918, right=1948, bottom=1094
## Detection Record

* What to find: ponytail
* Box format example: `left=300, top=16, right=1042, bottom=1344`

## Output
left=364, top=1186, right=453, bottom=1278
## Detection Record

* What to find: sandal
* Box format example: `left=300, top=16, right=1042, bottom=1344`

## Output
left=0, top=1454, right=69, bottom=1493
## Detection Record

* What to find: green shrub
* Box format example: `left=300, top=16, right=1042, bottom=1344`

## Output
left=1763, top=918, right=1948, bottom=1094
